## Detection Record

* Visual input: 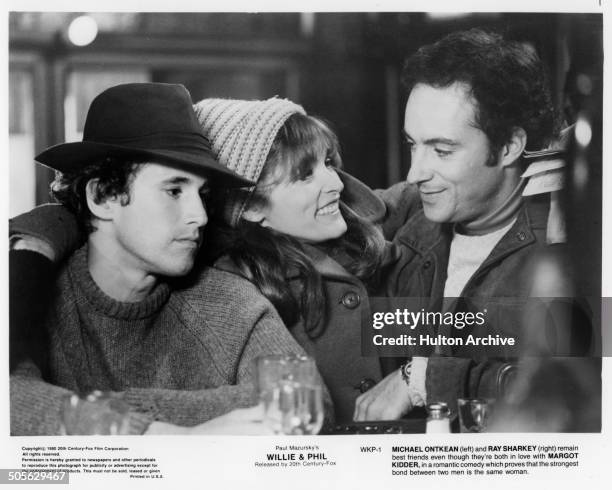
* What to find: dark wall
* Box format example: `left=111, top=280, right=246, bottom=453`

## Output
left=300, top=14, right=388, bottom=188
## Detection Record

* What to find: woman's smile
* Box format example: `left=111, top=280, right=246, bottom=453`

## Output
left=316, top=198, right=340, bottom=217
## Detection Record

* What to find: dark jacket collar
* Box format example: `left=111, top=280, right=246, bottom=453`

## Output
left=396, top=207, right=451, bottom=255
left=394, top=196, right=550, bottom=304
left=397, top=196, right=549, bottom=263
left=287, top=244, right=356, bottom=282
left=479, top=195, right=549, bottom=270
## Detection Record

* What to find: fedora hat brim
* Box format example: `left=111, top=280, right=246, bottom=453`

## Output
left=36, top=141, right=253, bottom=188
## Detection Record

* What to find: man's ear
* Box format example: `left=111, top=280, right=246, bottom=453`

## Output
left=500, top=127, right=527, bottom=167
left=85, top=179, right=115, bottom=221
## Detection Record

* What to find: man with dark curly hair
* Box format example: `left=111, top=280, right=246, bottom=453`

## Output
left=10, top=83, right=308, bottom=435
left=354, top=29, right=571, bottom=422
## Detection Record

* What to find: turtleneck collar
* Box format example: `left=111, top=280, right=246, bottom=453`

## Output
left=68, top=245, right=171, bottom=320
left=458, top=178, right=526, bottom=236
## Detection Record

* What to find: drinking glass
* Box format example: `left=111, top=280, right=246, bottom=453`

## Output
left=60, top=391, right=132, bottom=435
left=457, top=398, right=494, bottom=433
left=256, top=355, right=324, bottom=435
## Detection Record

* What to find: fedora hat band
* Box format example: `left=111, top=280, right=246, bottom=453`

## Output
left=84, top=131, right=213, bottom=153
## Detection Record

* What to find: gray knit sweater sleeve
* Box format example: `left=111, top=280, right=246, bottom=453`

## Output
left=11, top=360, right=70, bottom=435
left=120, top=297, right=335, bottom=428
left=121, top=306, right=304, bottom=426
left=10, top=361, right=150, bottom=436
left=120, top=268, right=308, bottom=427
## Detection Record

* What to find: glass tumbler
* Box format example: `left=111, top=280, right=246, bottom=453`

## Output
left=256, top=354, right=324, bottom=435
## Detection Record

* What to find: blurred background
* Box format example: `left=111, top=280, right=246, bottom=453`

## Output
left=8, top=13, right=602, bottom=249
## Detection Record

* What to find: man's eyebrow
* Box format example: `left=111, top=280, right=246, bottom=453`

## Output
left=161, top=176, right=191, bottom=185
left=160, top=176, right=209, bottom=188
left=424, top=138, right=460, bottom=146
left=403, top=131, right=459, bottom=147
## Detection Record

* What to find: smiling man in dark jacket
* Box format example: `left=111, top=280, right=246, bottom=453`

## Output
left=353, top=29, right=587, bottom=422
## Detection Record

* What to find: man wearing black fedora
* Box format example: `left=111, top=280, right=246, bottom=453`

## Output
left=9, top=83, right=306, bottom=435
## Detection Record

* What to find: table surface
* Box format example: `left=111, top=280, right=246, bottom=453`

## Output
left=331, top=419, right=427, bottom=435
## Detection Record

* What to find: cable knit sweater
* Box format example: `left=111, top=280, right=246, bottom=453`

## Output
left=11, top=245, right=305, bottom=435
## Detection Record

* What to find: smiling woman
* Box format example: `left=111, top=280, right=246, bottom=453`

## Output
left=195, top=98, right=391, bottom=422
left=240, top=114, right=348, bottom=243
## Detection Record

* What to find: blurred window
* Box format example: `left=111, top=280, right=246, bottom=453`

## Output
left=65, top=69, right=150, bottom=142
left=9, top=70, right=36, bottom=217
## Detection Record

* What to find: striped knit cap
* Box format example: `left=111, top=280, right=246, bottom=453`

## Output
left=194, top=97, right=306, bottom=227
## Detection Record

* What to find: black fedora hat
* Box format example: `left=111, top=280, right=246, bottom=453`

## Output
left=35, top=83, right=253, bottom=187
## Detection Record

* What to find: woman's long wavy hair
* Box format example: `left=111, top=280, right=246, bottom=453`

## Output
left=208, top=113, right=386, bottom=339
